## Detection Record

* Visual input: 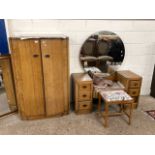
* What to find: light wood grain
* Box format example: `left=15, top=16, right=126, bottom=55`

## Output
left=73, top=73, right=93, bottom=114
left=79, top=101, right=92, bottom=110
left=128, top=88, right=140, bottom=96
left=41, top=39, right=69, bottom=116
left=79, top=83, right=91, bottom=91
left=130, top=80, right=141, bottom=88
left=98, top=92, right=133, bottom=127
left=78, top=91, right=91, bottom=101
left=10, top=39, right=45, bottom=119
left=117, top=70, right=142, bottom=108
left=117, top=70, right=142, bottom=80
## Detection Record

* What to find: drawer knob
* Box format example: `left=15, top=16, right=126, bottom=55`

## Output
left=83, top=94, right=87, bottom=97
left=83, top=86, right=87, bottom=89
left=83, top=104, right=87, bottom=107
left=132, top=91, right=136, bottom=94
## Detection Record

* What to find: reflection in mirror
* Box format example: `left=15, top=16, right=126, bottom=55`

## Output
left=80, top=31, right=125, bottom=75
left=0, top=56, right=17, bottom=117
left=0, top=67, right=11, bottom=115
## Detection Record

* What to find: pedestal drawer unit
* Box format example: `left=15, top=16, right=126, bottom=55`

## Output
left=10, top=37, right=70, bottom=119
left=117, top=70, right=142, bottom=108
left=73, top=73, right=93, bottom=114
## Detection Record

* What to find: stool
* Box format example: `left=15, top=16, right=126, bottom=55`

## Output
left=97, top=90, right=134, bottom=127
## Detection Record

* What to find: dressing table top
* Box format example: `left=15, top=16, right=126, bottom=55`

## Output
left=72, top=73, right=92, bottom=83
left=117, top=70, right=142, bottom=80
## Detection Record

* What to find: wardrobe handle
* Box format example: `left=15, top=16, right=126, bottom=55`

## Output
left=44, top=54, right=50, bottom=58
left=33, top=54, right=39, bottom=58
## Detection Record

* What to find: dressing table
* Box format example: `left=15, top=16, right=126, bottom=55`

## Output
left=73, top=30, right=142, bottom=115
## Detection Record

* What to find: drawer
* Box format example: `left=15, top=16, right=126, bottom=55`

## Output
left=79, top=101, right=92, bottom=110
left=128, top=88, right=140, bottom=96
left=78, top=91, right=91, bottom=101
left=79, top=83, right=91, bottom=91
left=129, top=80, right=141, bottom=88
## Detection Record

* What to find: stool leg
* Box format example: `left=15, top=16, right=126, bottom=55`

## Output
left=98, top=94, right=101, bottom=112
left=104, top=102, right=109, bottom=127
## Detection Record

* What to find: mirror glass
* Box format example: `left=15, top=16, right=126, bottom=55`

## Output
left=0, top=58, right=17, bottom=116
left=80, top=31, right=125, bottom=74
left=0, top=68, right=11, bottom=115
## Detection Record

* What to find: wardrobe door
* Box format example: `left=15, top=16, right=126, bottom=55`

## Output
left=10, top=39, right=45, bottom=119
left=41, top=38, right=69, bottom=116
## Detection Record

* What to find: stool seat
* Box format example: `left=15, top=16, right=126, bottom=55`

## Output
left=97, top=90, right=134, bottom=127
left=100, top=90, right=133, bottom=102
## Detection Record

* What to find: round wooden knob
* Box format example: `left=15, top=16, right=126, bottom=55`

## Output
left=83, top=94, right=87, bottom=97
left=132, top=91, right=136, bottom=94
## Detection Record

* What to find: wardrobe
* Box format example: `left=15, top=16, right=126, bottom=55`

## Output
left=9, top=36, right=70, bottom=119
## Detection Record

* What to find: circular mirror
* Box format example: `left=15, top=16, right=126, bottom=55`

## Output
left=80, top=31, right=125, bottom=74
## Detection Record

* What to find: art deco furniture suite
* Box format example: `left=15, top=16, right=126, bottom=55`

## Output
left=0, top=30, right=142, bottom=128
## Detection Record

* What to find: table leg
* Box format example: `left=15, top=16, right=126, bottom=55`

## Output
left=119, top=103, right=123, bottom=113
left=104, top=101, right=109, bottom=127
left=129, top=103, right=133, bottom=125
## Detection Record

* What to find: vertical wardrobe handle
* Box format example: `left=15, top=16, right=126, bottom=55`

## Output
left=33, top=54, right=39, bottom=58
left=44, top=54, right=50, bottom=58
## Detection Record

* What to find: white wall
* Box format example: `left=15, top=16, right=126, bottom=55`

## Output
left=7, top=19, right=155, bottom=95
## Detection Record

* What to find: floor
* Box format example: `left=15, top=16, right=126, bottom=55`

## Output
left=0, top=95, right=155, bottom=135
